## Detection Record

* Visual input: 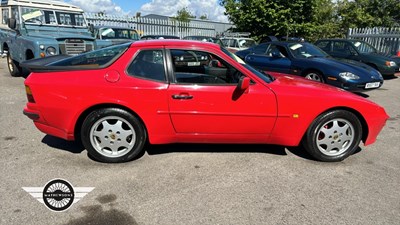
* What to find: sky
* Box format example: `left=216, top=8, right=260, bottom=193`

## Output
left=64, top=0, right=229, bottom=23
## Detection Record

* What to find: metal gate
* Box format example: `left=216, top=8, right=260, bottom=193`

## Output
left=84, top=13, right=218, bottom=38
left=348, top=27, right=400, bottom=55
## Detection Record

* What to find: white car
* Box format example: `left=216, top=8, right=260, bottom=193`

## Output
left=221, top=37, right=257, bottom=52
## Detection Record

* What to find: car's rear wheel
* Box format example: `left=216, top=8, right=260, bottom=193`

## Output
left=81, top=108, right=146, bottom=163
left=7, top=52, right=22, bottom=77
left=302, top=110, right=362, bottom=162
left=304, top=71, right=324, bottom=83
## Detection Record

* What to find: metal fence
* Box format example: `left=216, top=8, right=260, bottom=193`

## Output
left=348, top=27, right=400, bottom=55
left=84, top=13, right=218, bottom=38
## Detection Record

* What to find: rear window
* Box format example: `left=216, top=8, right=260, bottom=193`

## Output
left=48, top=43, right=130, bottom=67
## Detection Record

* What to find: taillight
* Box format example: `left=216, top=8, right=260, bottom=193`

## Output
left=25, top=85, right=35, bottom=103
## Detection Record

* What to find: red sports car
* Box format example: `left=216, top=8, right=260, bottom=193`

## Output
left=22, top=40, right=389, bottom=163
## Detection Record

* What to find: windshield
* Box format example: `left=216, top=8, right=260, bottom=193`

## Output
left=21, top=7, right=86, bottom=27
left=222, top=38, right=256, bottom=49
left=48, top=43, right=130, bottom=67
left=221, top=47, right=273, bottom=83
left=288, top=43, right=328, bottom=59
left=100, top=28, right=140, bottom=40
left=351, top=41, right=377, bottom=54
left=238, top=39, right=256, bottom=48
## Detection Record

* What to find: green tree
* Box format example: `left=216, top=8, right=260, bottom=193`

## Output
left=221, top=0, right=318, bottom=41
left=97, top=10, right=106, bottom=17
left=337, top=0, right=400, bottom=31
left=311, top=0, right=343, bottom=40
left=221, top=0, right=400, bottom=41
left=199, top=14, right=208, bottom=20
left=173, top=7, right=195, bottom=23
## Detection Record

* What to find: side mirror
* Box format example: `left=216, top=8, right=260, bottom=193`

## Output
left=7, top=18, right=16, bottom=30
left=238, top=76, right=250, bottom=91
left=88, top=23, right=94, bottom=33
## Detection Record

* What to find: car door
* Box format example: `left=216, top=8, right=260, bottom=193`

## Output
left=245, top=44, right=292, bottom=74
left=166, top=49, right=277, bottom=137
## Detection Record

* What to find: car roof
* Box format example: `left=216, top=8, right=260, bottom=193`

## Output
left=94, top=26, right=136, bottom=29
left=221, top=37, right=254, bottom=40
left=184, top=36, right=217, bottom=38
left=317, top=39, right=362, bottom=42
left=130, top=39, right=221, bottom=50
left=259, top=41, right=310, bottom=45
left=141, top=35, right=180, bottom=38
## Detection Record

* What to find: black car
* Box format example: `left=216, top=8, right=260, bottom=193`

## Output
left=315, top=39, right=400, bottom=77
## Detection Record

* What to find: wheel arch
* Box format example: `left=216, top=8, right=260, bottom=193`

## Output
left=26, top=49, right=34, bottom=60
left=2, top=42, right=9, bottom=51
left=302, top=106, right=369, bottom=144
left=73, top=103, right=148, bottom=143
left=301, top=68, right=326, bottom=82
left=301, top=68, right=324, bottom=77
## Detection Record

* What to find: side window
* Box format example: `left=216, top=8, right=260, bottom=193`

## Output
left=333, top=41, right=346, bottom=53
left=2, top=8, right=9, bottom=25
left=11, top=7, right=19, bottom=24
left=127, top=50, right=166, bottom=82
left=171, top=49, right=241, bottom=85
left=316, top=41, right=330, bottom=52
left=233, top=40, right=239, bottom=48
left=266, top=45, right=286, bottom=57
left=345, top=43, right=357, bottom=55
left=221, top=39, right=229, bottom=47
left=253, top=44, right=268, bottom=54
left=276, top=46, right=288, bottom=57
left=265, top=45, right=276, bottom=56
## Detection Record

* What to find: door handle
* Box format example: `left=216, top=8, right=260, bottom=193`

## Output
left=172, top=94, right=193, bottom=100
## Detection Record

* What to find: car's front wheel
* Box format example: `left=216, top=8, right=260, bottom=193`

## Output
left=7, top=52, right=22, bottom=77
left=302, top=110, right=362, bottom=162
left=304, top=70, right=324, bottom=83
left=81, top=108, right=146, bottom=163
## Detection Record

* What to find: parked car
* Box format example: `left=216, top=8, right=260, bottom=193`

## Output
left=221, top=37, right=256, bottom=53
left=236, top=42, right=384, bottom=92
left=22, top=40, right=388, bottom=163
left=315, top=39, right=400, bottom=77
left=89, top=25, right=139, bottom=47
left=140, top=35, right=180, bottom=40
left=0, top=0, right=96, bottom=77
left=182, top=36, right=224, bottom=47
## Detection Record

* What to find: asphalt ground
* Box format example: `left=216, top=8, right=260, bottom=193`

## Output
left=0, top=58, right=399, bottom=225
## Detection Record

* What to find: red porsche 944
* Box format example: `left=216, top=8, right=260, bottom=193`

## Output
left=22, top=40, right=389, bottom=163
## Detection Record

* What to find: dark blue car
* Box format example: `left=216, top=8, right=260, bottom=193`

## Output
left=235, top=42, right=384, bottom=92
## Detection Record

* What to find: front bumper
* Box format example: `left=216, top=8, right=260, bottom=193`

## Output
left=340, top=80, right=384, bottom=92
left=378, top=65, right=399, bottom=76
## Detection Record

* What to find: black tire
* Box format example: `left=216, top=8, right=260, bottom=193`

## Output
left=81, top=108, right=146, bottom=163
left=7, top=52, right=22, bottom=77
left=302, top=110, right=362, bottom=162
left=304, top=70, right=325, bottom=83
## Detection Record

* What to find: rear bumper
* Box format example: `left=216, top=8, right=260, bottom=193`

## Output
left=23, top=109, right=40, bottom=120
left=23, top=107, right=74, bottom=141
